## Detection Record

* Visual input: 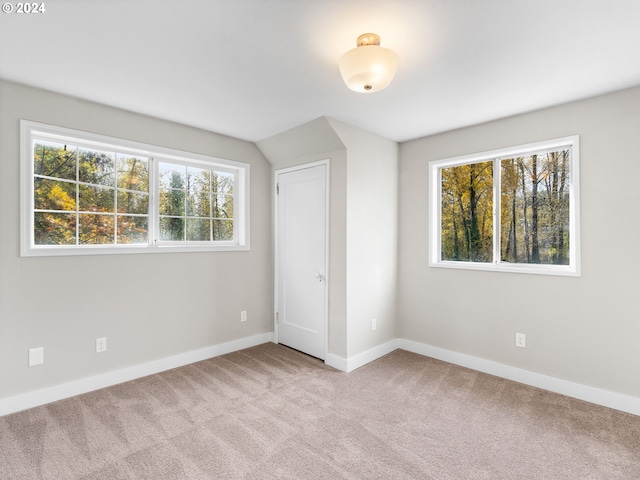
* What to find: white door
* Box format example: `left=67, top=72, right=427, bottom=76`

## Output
left=276, top=162, right=327, bottom=360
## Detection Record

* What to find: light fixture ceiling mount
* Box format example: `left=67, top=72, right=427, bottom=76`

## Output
left=339, top=33, right=398, bottom=93
left=356, top=33, right=381, bottom=47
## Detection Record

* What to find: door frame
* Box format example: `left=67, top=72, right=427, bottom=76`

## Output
left=274, top=159, right=330, bottom=359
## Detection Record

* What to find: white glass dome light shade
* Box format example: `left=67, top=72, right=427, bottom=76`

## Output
left=338, top=33, right=399, bottom=93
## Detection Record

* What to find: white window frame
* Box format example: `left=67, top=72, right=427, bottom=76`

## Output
left=429, top=135, right=580, bottom=276
left=21, top=120, right=250, bottom=257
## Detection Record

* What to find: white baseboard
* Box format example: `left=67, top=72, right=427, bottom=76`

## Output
left=325, top=339, right=399, bottom=373
left=398, top=338, right=640, bottom=417
left=324, top=353, right=348, bottom=372
left=4, top=334, right=638, bottom=418
left=0, top=332, right=274, bottom=417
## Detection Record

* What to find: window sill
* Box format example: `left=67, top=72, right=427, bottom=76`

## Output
left=21, top=243, right=250, bottom=257
left=429, top=260, right=580, bottom=277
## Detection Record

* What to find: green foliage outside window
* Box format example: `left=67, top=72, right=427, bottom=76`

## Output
left=440, top=148, right=571, bottom=266
left=33, top=141, right=150, bottom=246
left=158, top=163, right=234, bottom=242
left=500, top=151, right=570, bottom=265
left=24, top=121, right=248, bottom=256
left=34, top=142, right=236, bottom=247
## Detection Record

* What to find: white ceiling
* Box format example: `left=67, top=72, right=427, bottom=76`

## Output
left=1, top=0, right=639, bottom=143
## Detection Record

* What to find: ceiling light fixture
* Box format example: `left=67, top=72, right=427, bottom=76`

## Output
left=338, top=33, right=399, bottom=93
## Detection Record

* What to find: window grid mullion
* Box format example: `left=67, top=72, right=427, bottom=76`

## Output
left=436, top=166, right=443, bottom=263
left=75, top=146, right=80, bottom=246
left=183, top=166, right=187, bottom=242
left=210, top=169, right=214, bottom=241
left=23, top=121, right=248, bottom=256
left=150, top=157, right=158, bottom=245
left=113, top=150, right=118, bottom=245
left=493, top=158, right=501, bottom=265
left=232, top=171, right=238, bottom=243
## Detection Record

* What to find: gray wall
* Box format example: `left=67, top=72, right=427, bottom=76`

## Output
left=258, top=117, right=399, bottom=361
left=398, top=86, right=640, bottom=398
left=328, top=119, right=398, bottom=358
left=4, top=77, right=639, bottom=404
left=0, top=81, right=273, bottom=399
left=257, top=117, right=350, bottom=360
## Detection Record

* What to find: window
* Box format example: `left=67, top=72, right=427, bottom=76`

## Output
left=429, top=136, right=580, bottom=276
left=21, top=121, right=249, bottom=256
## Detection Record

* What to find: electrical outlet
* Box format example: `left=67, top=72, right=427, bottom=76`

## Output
left=372, top=318, right=377, bottom=331
left=29, top=347, right=44, bottom=366
left=241, top=310, right=247, bottom=322
left=96, top=337, right=107, bottom=353
left=515, top=333, right=526, bottom=348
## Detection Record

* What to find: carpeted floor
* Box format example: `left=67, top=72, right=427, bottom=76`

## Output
left=1, top=343, right=639, bottom=479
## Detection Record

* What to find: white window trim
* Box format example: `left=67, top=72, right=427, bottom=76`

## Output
left=429, top=135, right=581, bottom=276
left=21, top=120, right=250, bottom=257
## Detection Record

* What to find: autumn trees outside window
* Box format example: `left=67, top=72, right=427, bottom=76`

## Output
left=32, top=142, right=150, bottom=246
left=157, top=162, right=236, bottom=243
left=21, top=121, right=249, bottom=256
left=429, top=136, right=580, bottom=276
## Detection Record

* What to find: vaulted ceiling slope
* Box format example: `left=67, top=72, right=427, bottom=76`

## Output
left=1, top=0, right=639, bottom=143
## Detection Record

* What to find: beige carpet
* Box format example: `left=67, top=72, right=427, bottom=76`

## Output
left=1, top=343, right=639, bottom=479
